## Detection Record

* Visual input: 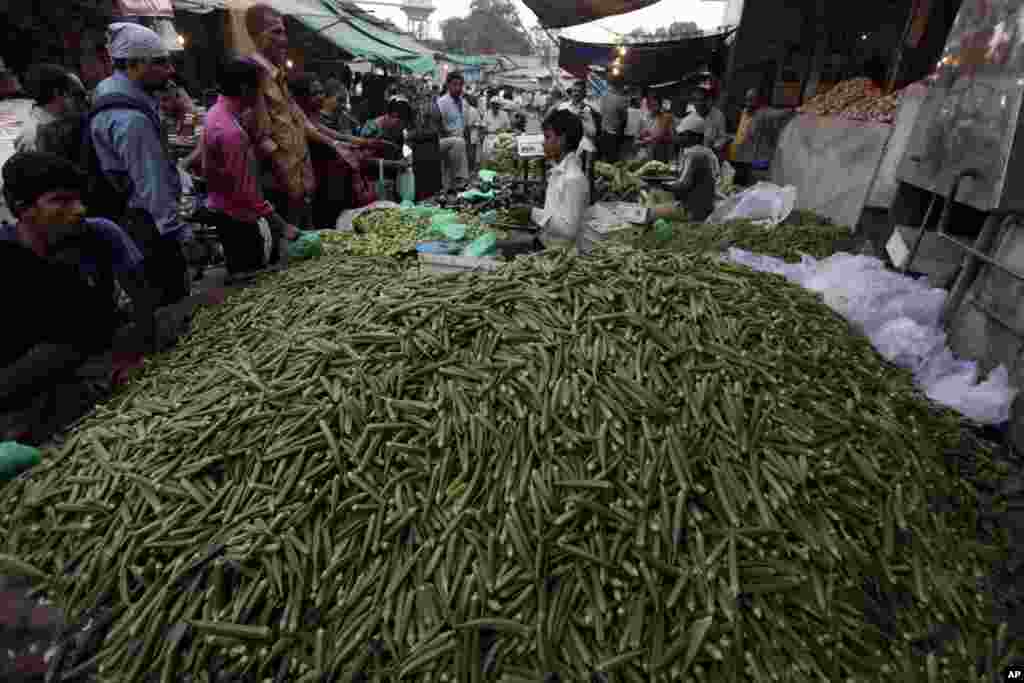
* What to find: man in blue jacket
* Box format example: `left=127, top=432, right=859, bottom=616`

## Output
left=91, top=22, right=190, bottom=307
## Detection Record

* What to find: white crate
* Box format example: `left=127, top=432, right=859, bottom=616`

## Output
left=418, top=253, right=504, bottom=274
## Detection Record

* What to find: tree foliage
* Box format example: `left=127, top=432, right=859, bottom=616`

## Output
left=440, top=0, right=533, bottom=56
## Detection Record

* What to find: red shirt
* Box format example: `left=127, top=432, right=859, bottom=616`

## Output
left=202, top=96, right=274, bottom=223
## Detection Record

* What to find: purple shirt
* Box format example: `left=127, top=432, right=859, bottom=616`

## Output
left=0, top=218, right=143, bottom=286
left=203, top=96, right=274, bottom=224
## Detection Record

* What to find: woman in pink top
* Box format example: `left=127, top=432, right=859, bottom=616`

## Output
left=202, top=57, right=298, bottom=277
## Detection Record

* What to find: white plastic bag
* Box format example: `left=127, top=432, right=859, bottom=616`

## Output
left=336, top=201, right=402, bottom=232
left=707, top=182, right=796, bottom=227
left=725, top=247, right=1018, bottom=425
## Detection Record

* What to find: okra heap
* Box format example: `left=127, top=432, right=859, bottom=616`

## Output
left=0, top=248, right=1008, bottom=682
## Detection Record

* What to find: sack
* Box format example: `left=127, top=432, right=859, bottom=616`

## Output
left=36, top=94, right=163, bottom=221
left=707, top=182, right=796, bottom=227
left=725, top=247, right=1019, bottom=424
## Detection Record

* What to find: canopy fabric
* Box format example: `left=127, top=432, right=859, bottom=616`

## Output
left=441, top=54, right=498, bottom=67
left=558, top=30, right=735, bottom=87
left=343, top=15, right=437, bottom=73
left=522, top=0, right=661, bottom=29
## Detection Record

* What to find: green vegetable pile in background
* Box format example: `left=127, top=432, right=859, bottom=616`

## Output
left=0, top=249, right=1012, bottom=682
left=325, top=209, right=502, bottom=257
left=629, top=210, right=854, bottom=262
left=481, top=133, right=545, bottom=177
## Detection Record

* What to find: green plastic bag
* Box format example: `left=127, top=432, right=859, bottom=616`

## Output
left=288, top=232, right=324, bottom=261
left=0, top=442, right=41, bottom=483
left=398, top=167, right=416, bottom=203
left=430, top=211, right=459, bottom=229
left=478, top=169, right=498, bottom=184
left=440, top=223, right=467, bottom=241
left=463, top=232, right=497, bottom=258
left=459, top=189, right=495, bottom=201
left=654, top=219, right=674, bottom=242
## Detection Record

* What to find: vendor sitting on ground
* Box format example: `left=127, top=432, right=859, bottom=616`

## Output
left=203, top=57, right=299, bottom=278
left=0, top=152, right=158, bottom=444
left=648, top=112, right=719, bottom=223
left=495, top=109, right=589, bottom=258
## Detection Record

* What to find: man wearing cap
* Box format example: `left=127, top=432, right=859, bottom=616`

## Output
left=648, top=112, right=719, bottom=222
left=91, top=22, right=190, bottom=307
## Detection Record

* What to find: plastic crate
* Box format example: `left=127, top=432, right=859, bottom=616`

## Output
left=417, top=253, right=504, bottom=274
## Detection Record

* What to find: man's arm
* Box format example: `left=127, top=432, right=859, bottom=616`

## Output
left=108, top=111, right=185, bottom=239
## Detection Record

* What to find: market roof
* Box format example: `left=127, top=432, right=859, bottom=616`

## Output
left=559, top=29, right=735, bottom=87
left=521, top=0, right=662, bottom=29
left=174, top=0, right=434, bottom=71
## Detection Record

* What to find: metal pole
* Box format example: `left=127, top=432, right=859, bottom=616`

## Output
left=942, top=211, right=1006, bottom=323
left=718, top=3, right=748, bottom=114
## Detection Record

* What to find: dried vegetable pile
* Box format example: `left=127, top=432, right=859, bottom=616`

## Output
left=798, top=78, right=902, bottom=124
left=632, top=211, right=853, bottom=262
left=0, top=250, right=1012, bottom=682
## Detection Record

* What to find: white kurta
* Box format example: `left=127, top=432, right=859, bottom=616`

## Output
left=531, top=151, right=590, bottom=250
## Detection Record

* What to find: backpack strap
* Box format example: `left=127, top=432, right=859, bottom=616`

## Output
left=88, top=93, right=162, bottom=133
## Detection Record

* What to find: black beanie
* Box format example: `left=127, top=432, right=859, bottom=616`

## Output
left=2, top=152, right=86, bottom=216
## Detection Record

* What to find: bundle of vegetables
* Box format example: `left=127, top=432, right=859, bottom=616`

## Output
left=0, top=249, right=1013, bottom=683
left=629, top=211, right=852, bottom=262
left=594, top=162, right=645, bottom=203
left=798, top=78, right=878, bottom=117
left=633, top=161, right=673, bottom=177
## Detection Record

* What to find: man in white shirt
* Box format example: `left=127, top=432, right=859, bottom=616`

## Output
left=16, top=65, right=87, bottom=154
left=435, top=71, right=470, bottom=189
left=688, top=86, right=728, bottom=158
left=557, top=80, right=598, bottom=157
left=464, top=94, right=484, bottom=172
left=481, top=98, right=511, bottom=162
left=495, top=109, right=589, bottom=257
left=622, top=95, right=643, bottom=161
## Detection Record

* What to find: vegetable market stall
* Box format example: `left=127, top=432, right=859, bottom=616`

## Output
left=767, top=76, right=933, bottom=231
left=0, top=242, right=1016, bottom=682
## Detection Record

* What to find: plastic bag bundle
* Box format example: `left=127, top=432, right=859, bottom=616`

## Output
left=707, top=182, right=797, bottom=227
left=726, top=247, right=1017, bottom=424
